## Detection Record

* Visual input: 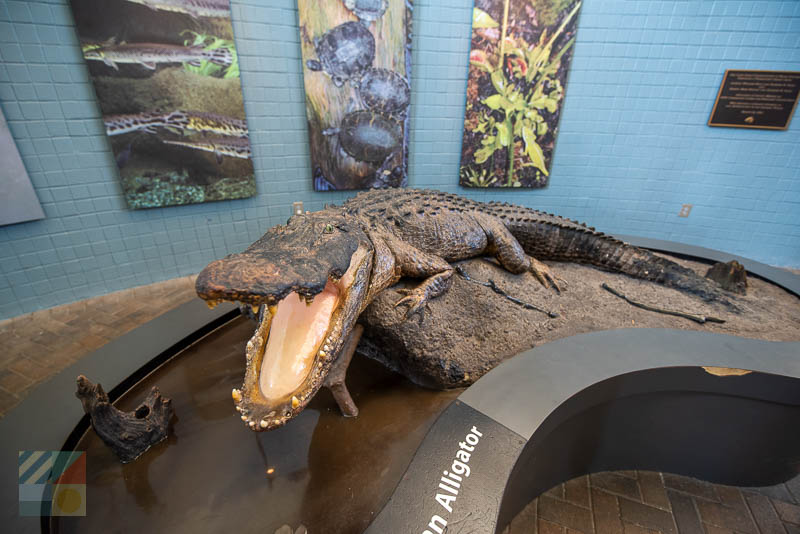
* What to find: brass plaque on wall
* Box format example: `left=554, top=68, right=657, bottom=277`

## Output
left=708, top=70, right=800, bottom=130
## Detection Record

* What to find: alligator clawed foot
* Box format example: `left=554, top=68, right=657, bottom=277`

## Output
left=530, top=257, right=563, bottom=293
left=395, top=288, right=430, bottom=320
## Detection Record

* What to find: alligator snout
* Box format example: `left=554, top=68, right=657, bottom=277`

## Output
left=195, top=253, right=339, bottom=306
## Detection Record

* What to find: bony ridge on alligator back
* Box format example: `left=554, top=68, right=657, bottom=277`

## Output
left=195, top=188, right=736, bottom=432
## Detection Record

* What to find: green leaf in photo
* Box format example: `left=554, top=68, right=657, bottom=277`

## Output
left=522, top=126, right=548, bottom=176
left=491, top=69, right=507, bottom=94
left=483, top=94, right=505, bottom=110
left=472, top=8, right=499, bottom=29
left=496, top=122, right=511, bottom=147
left=474, top=145, right=496, bottom=164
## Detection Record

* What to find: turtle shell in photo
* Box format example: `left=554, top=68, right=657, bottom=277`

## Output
left=358, top=68, right=411, bottom=114
left=343, top=0, right=388, bottom=23
left=306, top=21, right=376, bottom=87
left=338, top=111, right=402, bottom=163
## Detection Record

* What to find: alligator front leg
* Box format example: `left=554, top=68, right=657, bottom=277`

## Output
left=477, top=214, right=562, bottom=292
left=323, top=324, right=363, bottom=417
left=386, top=236, right=454, bottom=319
left=395, top=271, right=453, bottom=318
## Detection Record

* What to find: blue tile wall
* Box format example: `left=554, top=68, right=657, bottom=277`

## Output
left=0, top=0, right=798, bottom=319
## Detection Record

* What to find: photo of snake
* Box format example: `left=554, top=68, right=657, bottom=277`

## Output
left=69, top=0, right=255, bottom=208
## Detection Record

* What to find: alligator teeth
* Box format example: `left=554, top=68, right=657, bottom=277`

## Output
left=319, top=350, right=326, bottom=358
left=291, top=396, right=300, bottom=409
left=249, top=421, right=256, bottom=429
left=206, top=299, right=220, bottom=309
left=232, top=388, right=242, bottom=403
left=260, top=420, right=268, bottom=428
left=323, top=344, right=330, bottom=352
left=251, top=304, right=259, bottom=315
left=240, top=415, right=247, bottom=421
left=246, top=340, right=254, bottom=352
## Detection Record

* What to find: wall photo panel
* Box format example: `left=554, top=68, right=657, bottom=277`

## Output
left=298, top=0, right=413, bottom=191
left=0, top=107, right=45, bottom=226
left=69, top=0, right=255, bottom=209
left=460, top=0, right=582, bottom=188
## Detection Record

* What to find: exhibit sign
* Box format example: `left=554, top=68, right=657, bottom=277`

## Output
left=364, top=401, right=526, bottom=533
left=708, top=70, right=800, bottom=130
left=0, top=107, right=45, bottom=226
left=459, top=0, right=582, bottom=188
left=68, top=0, right=255, bottom=209
left=297, top=0, right=412, bottom=191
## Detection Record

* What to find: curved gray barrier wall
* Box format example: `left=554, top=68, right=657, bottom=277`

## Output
left=497, top=365, right=800, bottom=531
left=364, top=331, right=800, bottom=534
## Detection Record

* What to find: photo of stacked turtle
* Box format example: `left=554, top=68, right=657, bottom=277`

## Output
left=298, top=1, right=413, bottom=191
left=69, top=0, right=255, bottom=208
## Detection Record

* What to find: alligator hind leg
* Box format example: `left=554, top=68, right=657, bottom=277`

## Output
left=528, top=256, right=562, bottom=292
left=324, top=324, right=363, bottom=417
left=477, top=214, right=562, bottom=292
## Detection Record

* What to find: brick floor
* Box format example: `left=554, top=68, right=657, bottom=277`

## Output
left=0, top=275, right=197, bottom=417
left=504, top=471, right=800, bottom=534
left=2, top=275, right=798, bottom=533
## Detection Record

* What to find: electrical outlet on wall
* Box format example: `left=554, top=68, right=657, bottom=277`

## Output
left=678, top=204, right=692, bottom=217
left=292, top=201, right=303, bottom=216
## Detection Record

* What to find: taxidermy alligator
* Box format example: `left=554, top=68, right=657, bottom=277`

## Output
left=195, top=189, right=732, bottom=432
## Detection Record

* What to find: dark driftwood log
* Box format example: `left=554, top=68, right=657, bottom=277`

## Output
left=705, top=260, right=748, bottom=295
left=76, top=375, right=174, bottom=463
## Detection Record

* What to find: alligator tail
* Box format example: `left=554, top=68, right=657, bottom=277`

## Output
left=483, top=202, right=733, bottom=308
left=588, top=239, right=729, bottom=306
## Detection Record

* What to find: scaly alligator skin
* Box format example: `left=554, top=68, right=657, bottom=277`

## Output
left=196, top=189, right=732, bottom=431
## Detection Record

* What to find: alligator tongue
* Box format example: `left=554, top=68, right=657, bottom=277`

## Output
left=259, top=281, right=339, bottom=400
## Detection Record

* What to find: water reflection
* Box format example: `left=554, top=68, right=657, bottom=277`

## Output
left=54, top=317, right=459, bottom=534
left=120, top=431, right=178, bottom=511
left=254, top=409, right=318, bottom=490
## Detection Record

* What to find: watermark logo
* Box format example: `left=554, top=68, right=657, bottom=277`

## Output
left=18, top=451, right=86, bottom=516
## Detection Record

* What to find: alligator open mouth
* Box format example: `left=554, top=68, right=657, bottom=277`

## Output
left=202, top=245, right=371, bottom=431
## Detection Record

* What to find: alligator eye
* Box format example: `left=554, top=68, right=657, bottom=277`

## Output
left=323, top=224, right=334, bottom=234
